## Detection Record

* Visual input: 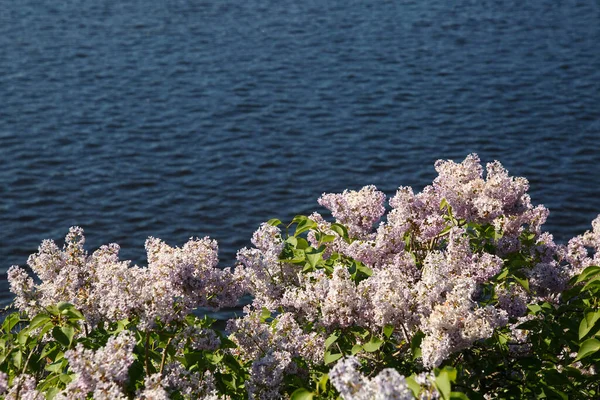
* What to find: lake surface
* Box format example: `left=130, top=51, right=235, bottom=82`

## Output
left=1, top=0, right=600, bottom=310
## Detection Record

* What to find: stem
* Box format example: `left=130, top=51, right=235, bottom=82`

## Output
left=21, top=343, right=39, bottom=375
left=159, top=337, right=173, bottom=375
left=145, top=330, right=151, bottom=376
left=399, top=321, right=412, bottom=344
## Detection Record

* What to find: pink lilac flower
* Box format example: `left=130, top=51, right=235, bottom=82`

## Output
left=137, top=374, right=169, bottom=400
left=58, top=331, right=135, bottom=399
left=420, top=279, right=508, bottom=368
left=495, top=284, right=528, bottom=318
left=227, top=307, right=325, bottom=366
left=358, top=254, right=420, bottom=333
left=388, top=185, right=445, bottom=245
left=162, top=363, right=218, bottom=399
left=318, top=185, right=386, bottom=239
left=8, top=229, right=243, bottom=329
left=245, top=350, right=292, bottom=400
left=329, top=357, right=412, bottom=400
left=321, top=266, right=368, bottom=328
left=0, top=372, right=7, bottom=394
left=4, top=374, right=44, bottom=400
left=7, top=265, right=38, bottom=316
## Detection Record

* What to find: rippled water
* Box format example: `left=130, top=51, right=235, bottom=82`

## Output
left=1, top=0, right=600, bottom=308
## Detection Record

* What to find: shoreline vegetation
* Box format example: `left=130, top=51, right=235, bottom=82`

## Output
left=1, top=154, right=599, bottom=399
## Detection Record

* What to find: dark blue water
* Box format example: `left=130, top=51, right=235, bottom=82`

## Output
left=2, top=0, right=600, bottom=307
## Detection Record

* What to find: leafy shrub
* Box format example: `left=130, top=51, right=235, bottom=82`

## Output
left=1, top=154, right=598, bottom=399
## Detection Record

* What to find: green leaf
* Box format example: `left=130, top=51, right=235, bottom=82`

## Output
left=355, top=263, right=373, bottom=277
left=45, top=359, right=65, bottom=373
left=267, top=218, right=282, bottom=227
left=46, top=386, right=62, bottom=400
left=575, top=338, right=600, bottom=361
left=260, top=308, right=272, bottom=323
left=17, top=329, right=29, bottom=345
left=59, top=373, right=73, bottom=384
left=576, top=266, right=600, bottom=284
left=296, top=238, right=310, bottom=250
left=363, top=337, right=383, bottom=353
left=579, top=310, right=600, bottom=339
left=330, top=223, right=348, bottom=239
left=319, top=234, right=337, bottom=243
left=293, top=216, right=317, bottom=237
left=351, top=344, right=363, bottom=355
left=527, top=304, right=542, bottom=314
left=411, top=331, right=425, bottom=360
left=318, top=373, right=329, bottom=392
left=406, top=376, right=421, bottom=397
left=290, top=388, right=314, bottom=400
left=450, top=392, right=470, bottom=400
left=52, top=326, right=72, bottom=347
left=2, top=312, right=21, bottom=333
left=286, top=236, right=298, bottom=247
left=29, top=314, right=52, bottom=331
left=516, top=320, right=539, bottom=331
left=12, top=349, right=22, bottom=369
left=582, top=277, right=600, bottom=293
left=324, top=351, right=343, bottom=365
left=440, top=198, right=449, bottom=210
left=513, top=275, right=530, bottom=292
left=383, top=325, right=394, bottom=339
left=57, top=302, right=73, bottom=313
left=324, top=332, right=339, bottom=350
left=434, top=368, right=452, bottom=400
left=306, top=248, right=324, bottom=268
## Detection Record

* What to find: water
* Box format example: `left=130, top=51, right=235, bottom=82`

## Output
left=1, top=0, right=600, bottom=309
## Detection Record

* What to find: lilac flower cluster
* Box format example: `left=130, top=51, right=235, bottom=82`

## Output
left=317, top=185, right=386, bottom=239
left=5, top=153, right=589, bottom=399
left=2, top=374, right=44, bottom=400
left=227, top=307, right=325, bottom=399
left=329, top=356, right=413, bottom=400
left=566, top=214, right=600, bottom=276
left=230, top=153, right=568, bottom=382
left=57, top=331, right=135, bottom=399
left=8, top=228, right=243, bottom=328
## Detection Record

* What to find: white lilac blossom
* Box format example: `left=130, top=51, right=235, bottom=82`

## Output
left=233, top=223, right=300, bottom=311
left=172, top=325, right=221, bottom=353
left=230, top=154, right=568, bottom=383
left=227, top=307, right=325, bottom=366
left=420, top=279, right=508, bottom=368
left=318, top=185, right=386, bottom=239
left=321, top=266, right=368, bottom=328
left=245, top=350, right=293, bottom=400
left=412, top=372, right=441, bottom=399
left=6, top=265, right=37, bottom=316
left=4, top=374, right=44, bottom=400
left=566, top=214, right=600, bottom=275
left=329, top=356, right=413, bottom=400
left=137, top=374, right=170, bottom=400
left=387, top=185, right=445, bottom=244
left=57, top=331, right=135, bottom=399
left=7, top=228, right=243, bottom=328
left=0, top=371, right=7, bottom=395
left=162, top=363, right=219, bottom=399
left=358, top=254, right=420, bottom=332
left=227, top=308, right=325, bottom=399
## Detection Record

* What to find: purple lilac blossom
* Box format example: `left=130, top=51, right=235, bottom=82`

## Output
left=7, top=228, right=243, bottom=329
left=318, top=185, right=386, bottom=239
left=329, top=357, right=413, bottom=400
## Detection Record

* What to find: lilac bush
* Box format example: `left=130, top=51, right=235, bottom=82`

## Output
left=2, top=154, right=599, bottom=399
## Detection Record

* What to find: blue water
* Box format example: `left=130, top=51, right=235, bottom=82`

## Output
left=1, top=0, right=600, bottom=308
